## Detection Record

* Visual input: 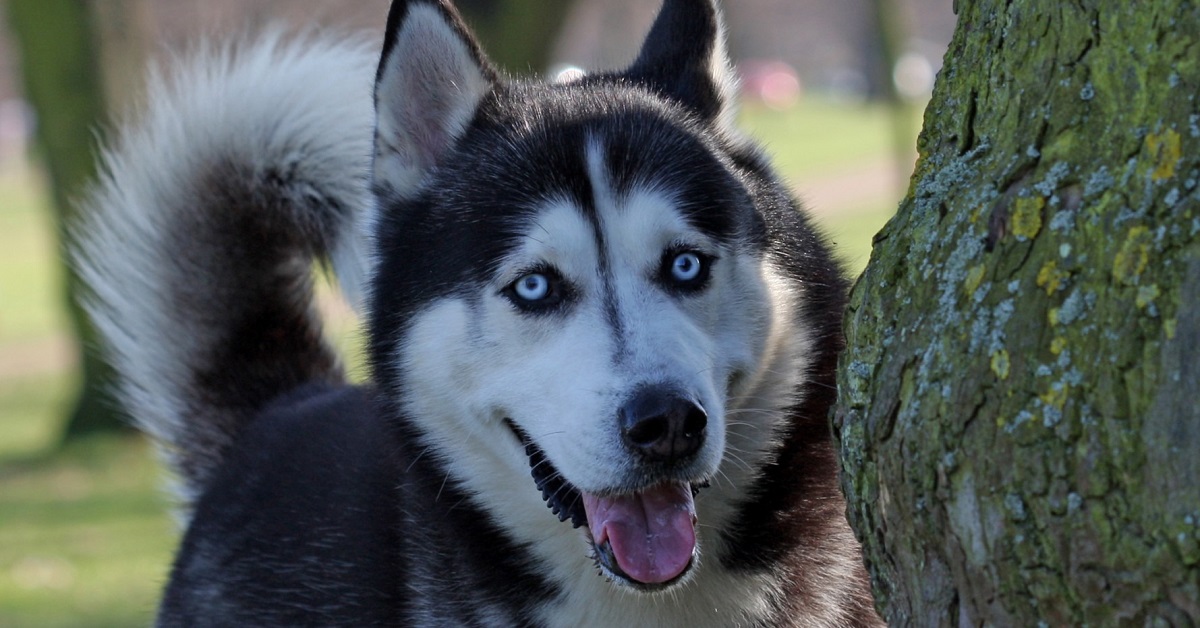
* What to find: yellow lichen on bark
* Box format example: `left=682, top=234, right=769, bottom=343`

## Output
left=1146, top=129, right=1181, bottom=181
left=833, top=1, right=1200, bottom=624
left=1113, top=226, right=1152, bottom=285
left=1010, top=196, right=1044, bottom=240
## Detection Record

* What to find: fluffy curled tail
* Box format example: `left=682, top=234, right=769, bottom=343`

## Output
left=73, top=32, right=376, bottom=505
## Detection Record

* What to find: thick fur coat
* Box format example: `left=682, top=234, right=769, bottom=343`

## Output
left=75, top=1, right=881, bottom=625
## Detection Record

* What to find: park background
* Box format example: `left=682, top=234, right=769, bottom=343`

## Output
left=0, top=0, right=952, bottom=624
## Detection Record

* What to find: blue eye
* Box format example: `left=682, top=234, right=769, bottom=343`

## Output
left=671, top=252, right=703, bottom=282
left=504, top=267, right=570, bottom=312
left=661, top=249, right=713, bottom=293
left=513, top=273, right=550, bottom=302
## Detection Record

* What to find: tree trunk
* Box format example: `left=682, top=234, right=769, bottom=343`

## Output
left=92, top=1, right=152, bottom=113
left=862, top=0, right=904, bottom=104
left=456, top=0, right=573, bottom=75
left=7, top=0, right=129, bottom=439
left=833, top=1, right=1200, bottom=625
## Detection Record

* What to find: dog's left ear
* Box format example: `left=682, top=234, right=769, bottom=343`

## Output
left=373, top=0, right=497, bottom=197
left=624, top=0, right=737, bottom=128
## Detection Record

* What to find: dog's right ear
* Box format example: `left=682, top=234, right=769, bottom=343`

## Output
left=373, top=0, right=496, bottom=197
left=624, top=0, right=737, bottom=129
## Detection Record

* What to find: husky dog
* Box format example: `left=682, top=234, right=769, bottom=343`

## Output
left=76, top=0, right=880, bottom=625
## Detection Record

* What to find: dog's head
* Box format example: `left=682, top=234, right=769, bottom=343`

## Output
left=367, top=0, right=803, bottom=591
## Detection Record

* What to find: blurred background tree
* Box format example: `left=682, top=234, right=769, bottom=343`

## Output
left=456, top=0, right=572, bottom=74
left=5, top=0, right=148, bottom=441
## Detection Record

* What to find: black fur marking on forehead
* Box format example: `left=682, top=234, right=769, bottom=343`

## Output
left=597, top=117, right=753, bottom=246
left=485, top=81, right=761, bottom=246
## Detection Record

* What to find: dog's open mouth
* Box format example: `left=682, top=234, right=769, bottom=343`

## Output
left=506, top=420, right=701, bottom=589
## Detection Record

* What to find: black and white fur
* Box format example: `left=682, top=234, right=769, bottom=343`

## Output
left=76, top=1, right=881, bottom=625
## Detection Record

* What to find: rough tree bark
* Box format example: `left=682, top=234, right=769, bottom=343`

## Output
left=834, top=1, right=1199, bottom=625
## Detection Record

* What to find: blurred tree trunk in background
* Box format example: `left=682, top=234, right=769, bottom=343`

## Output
left=863, top=0, right=903, bottom=104
left=456, top=0, right=572, bottom=75
left=864, top=0, right=917, bottom=188
left=835, top=0, right=1199, bottom=624
left=92, top=0, right=152, bottom=113
left=7, top=0, right=147, bottom=441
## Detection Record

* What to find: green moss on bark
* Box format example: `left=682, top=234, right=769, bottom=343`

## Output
left=834, top=1, right=1200, bottom=624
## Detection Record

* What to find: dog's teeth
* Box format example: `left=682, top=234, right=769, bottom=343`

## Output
left=516, top=425, right=587, bottom=528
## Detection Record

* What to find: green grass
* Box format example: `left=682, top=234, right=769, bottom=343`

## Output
left=739, top=99, right=911, bottom=274
left=0, top=171, right=69, bottom=345
left=0, top=97, right=914, bottom=625
left=826, top=203, right=895, bottom=274
left=740, top=99, right=902, bottom=176
left=0, top=170, right=178, bottom=626
left=0, top=432, right=174, bottom=627
left=0, top=372, right=74, bottom=460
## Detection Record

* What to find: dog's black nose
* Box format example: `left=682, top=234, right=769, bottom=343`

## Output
left=619, top=386, right=707, bottom=463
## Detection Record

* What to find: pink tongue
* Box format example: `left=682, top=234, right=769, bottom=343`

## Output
left=581, top=483, right=697, bottom=584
